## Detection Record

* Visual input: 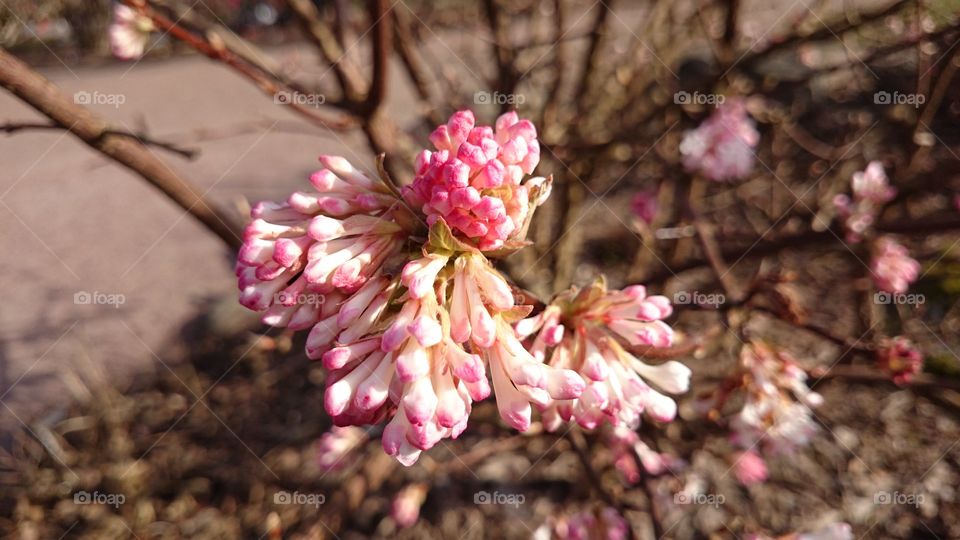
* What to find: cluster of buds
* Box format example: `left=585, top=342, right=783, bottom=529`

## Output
left=679, top=99, right=759, bottom=182
left=236, top=155, right=409, bottom=331
left=402, top=110, right=546, bottom=251
left=109, top=4, right=154, bottom=60
left=871, top=236, right=920, bottom=294
left=517, top=278, right=688, bottom=431
left=728, top=342, right=823, bottom=459
left=833, top=161, right=896, bottom=243
left=238, top=111, right=595, bottom=465
left=876, top=336, right=923, bottom=384
left=533, top=507, right=629, bottom=540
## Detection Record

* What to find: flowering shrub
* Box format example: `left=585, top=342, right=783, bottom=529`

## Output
left=237, top=110, right=681, bottom=466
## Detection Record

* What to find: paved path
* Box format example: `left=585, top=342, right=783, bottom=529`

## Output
left=0, top=48, right=405, bottom=428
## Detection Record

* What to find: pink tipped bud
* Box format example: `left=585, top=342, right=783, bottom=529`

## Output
left=408, top=315, right=443, bottom=347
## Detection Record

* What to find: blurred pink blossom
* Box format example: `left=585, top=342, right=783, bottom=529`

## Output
left=871, top=236, right=920, bottom=294
left=109, top=5, right=154, bottom=60
left=316, top=426, right=367, bottom=471
left=391, top=483, right=428, bottom=528
left=680, top=99, right=759, bottom=181
left=834, top=161, right=896, bottom=242
left=876, top=336, right=923, bottom=385
left=730, top=342, right=822, bottom=456
left=733, top=449, right=769, bottom=486
left=630, top=189, right=659, bottom=224
left=609, top=426, right=685, bottom=483
left=536, top=506, right=629, bottom=540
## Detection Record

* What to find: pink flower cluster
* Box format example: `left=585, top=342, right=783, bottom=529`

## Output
left=237, top=155, right=407, bottom=332
left=237, top=111, right=587, bottom=465
left=403, top=110, right=544, bottom=251
left=679, top=99, right=759, bottom=182
left=834, top=161, right=896, bottom=242
left=534, top=507, right=629, bottom=540
left=517, top=280, right=687, bottom=431
left=876, top=335, right=923, bottom=385
left=871, top=236, right=920, bottom=294
left=730, top=342, right=823, bottom=458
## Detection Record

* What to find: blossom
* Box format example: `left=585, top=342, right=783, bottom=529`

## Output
left=730, top=342, right=823, bottom=456
left=237, top=155, right=408, bottom=334
left=109, top=5, right=155, bottom=60
left=391, top=483, right=428, bottom=528
left=834, top=161, right=896, bottom=242
left=535, top=507, right=629, bottom=540
left=316, top=426, right=367, bottom=471
left=733, top=450, right=768, bottom=486
left=236, top=114, right=585, bottom=466
left=630, top=189, right=659, bottom=224
left=403, top=110, right=548, bottom=251
left=679, top=99, right=759, bottom=181
left=609, top=426, right=684, bottom=483
left=517, top=279, right=687, bottom=431
left=871, top=236, right=920, bottom=294
left=876, top=336, right=923, bottom=384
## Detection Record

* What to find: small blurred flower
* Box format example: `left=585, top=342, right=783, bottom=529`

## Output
left=609, top=426, right=685, bottom=484
left=518, top=280, right=686, bottom=431
left=834, top=161, right=896, bottom=243
left=730, top=342, right=823, bottom=456
left=536, top=506, right=629, bottom=540
left=876, top=336, right=923, bottom=385
left=316, top=426, right=367, bottom=471
left=733, top=450, right=768, bottom=486
left=680, top=99, right=759, bottom=182
left=391, top=483, right=428, bottom=528
left=871, top=236, right=920, bottom=294
left=109, top=4, right=155, bottom=60
left=630, top=189, right=659, bottom=224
